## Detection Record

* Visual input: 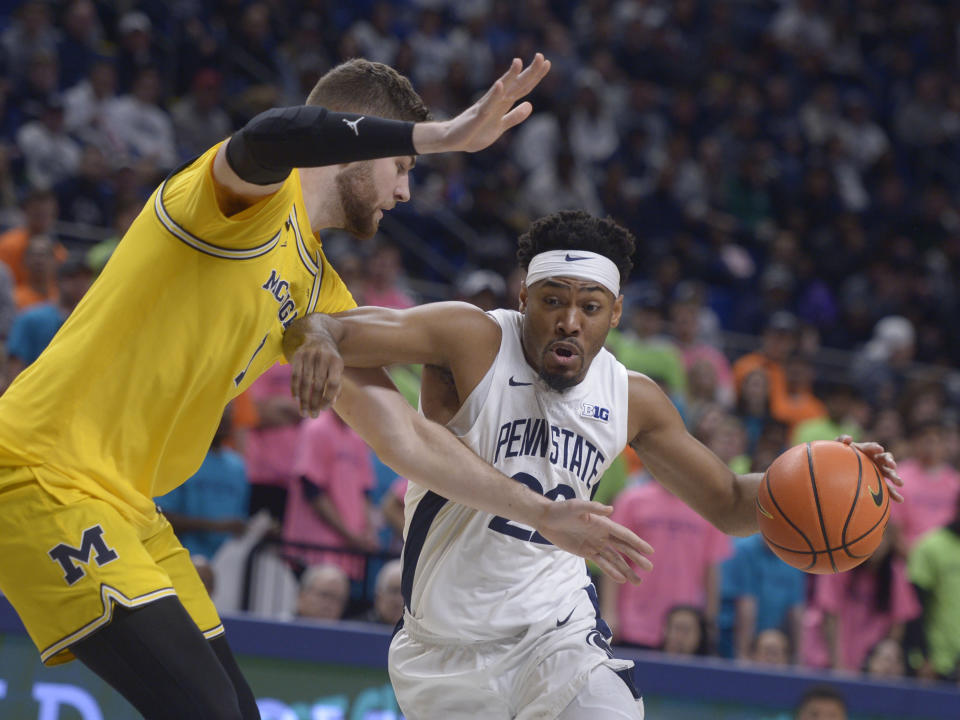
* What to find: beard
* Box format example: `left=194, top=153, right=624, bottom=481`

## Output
left=335, top=162, right=380, bottom=239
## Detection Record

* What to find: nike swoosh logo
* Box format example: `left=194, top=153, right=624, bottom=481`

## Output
left=565, top=254, right=590, bottom=262
left=756, top=498, right=774, bottom=520
left=869, top=469, right=884, bottom=507
left=557, top=608, right=576, bottom=627
left=509, top=377, right=532, bottom=386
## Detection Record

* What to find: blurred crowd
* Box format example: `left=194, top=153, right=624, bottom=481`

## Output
left=1, top=0, right=959, bottom=694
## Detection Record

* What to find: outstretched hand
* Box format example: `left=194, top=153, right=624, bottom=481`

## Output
left=535, top=499, right=654, bottom=584
left=837, top=435, right=904, bottom=503
left=413, top=54, right=551, bottom=155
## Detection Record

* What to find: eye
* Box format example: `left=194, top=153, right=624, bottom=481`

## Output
left=544, top=296, right=560, bottom=306
left=584, top=303, right=600, bottom=313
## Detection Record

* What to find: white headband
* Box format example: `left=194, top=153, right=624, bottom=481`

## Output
left=525, top=250, right=620, bottom=297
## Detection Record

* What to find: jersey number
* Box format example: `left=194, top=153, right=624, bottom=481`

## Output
left=488, top=472, right=575, bottom=544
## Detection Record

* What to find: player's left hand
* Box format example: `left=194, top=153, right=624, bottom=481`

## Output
left=284, top=315, right=344, bottom=417
left=413, top=54, right=551, bottom=154
left=535, top=499, right=654, bottom=585
left=837, top=435, right=904, bottom=503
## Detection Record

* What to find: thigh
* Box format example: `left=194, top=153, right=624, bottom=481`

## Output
left=388, top=628, right=512, bottom=720
left=72, top=596, right=250, bottom=720
left=555, top=666, right=644, bottom=720
left=0, top=474, right=174, bottom=665
left=146, top=514, right=224, bottom=639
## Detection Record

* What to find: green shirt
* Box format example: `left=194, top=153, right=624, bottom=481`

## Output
left=606, top=329, right=687, bottom=396
left=791, top=417, right=860, bottom=445
left=907, top=527, right=960, bottom=675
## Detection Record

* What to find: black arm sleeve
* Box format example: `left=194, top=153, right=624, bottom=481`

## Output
left=225, top=105, right=417, bottom=185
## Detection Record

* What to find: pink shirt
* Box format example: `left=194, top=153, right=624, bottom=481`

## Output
left=891, top=459, right=960, bottom=548
left=610, top=482, right=731, bottom=646
left=802, top=558, right=919, bottom=671
left=243, top=364, right=302, bottom=487
left=283, top=412, right=374, bottom=579
left=681, top=343, right=734, bottom=402
left=363, top=286, right=414, bottom=309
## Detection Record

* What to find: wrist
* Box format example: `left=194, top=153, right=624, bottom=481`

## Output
left=411, top=121, right=449, bottom=155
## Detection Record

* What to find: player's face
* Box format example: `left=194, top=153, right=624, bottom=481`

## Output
left=335, top=156, right=413, bottom=239
left=520, top=277, right=622, bottom=391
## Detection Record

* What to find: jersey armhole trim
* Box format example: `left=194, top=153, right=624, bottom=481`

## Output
left=154, top=177, right=282, bottom=260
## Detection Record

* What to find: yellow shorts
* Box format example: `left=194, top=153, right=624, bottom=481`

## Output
left=0, top=466, right=223, bottom=665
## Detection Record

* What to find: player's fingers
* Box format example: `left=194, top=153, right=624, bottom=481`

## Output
left=601, top=546, right=642, bottom=584
left=592, top=552, right=626, bottom=584
left=501, top=102, right=533, bottom=130
left=607, top=521, right=652, bottom=555
left=496, top=57, right=522, bottom=85
left=581, top=500, right=614, bottom=517
left=290, top=353, right=304, bottom=403
left=319, top=355, right=343, bottom=410
left=514, top=55, right=551, bottom=95
left=611, top=539, right=654, bottom=572
left=836, top=434, right=854, bottom=445
left=886, top=479, right=905, bottom=503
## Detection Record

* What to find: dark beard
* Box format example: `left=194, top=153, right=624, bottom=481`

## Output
left=537, top=368, right=580, bottom=391
left=335, top=162, right=379, bottom=239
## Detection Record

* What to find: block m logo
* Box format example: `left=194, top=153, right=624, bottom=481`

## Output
left=48, top=525, right=119, bottom=585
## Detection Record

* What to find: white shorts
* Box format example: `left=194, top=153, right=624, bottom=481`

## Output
left=388, top=600, right=642, bottom=720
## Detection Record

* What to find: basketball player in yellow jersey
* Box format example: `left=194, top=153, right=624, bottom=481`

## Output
left=0, top=55, right=652, bottom=720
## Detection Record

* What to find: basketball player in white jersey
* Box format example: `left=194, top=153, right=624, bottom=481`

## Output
left=283, top=211, right=903, bottom=719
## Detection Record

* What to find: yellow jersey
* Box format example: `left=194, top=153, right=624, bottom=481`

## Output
left=0, top=143, right=356, bottom=526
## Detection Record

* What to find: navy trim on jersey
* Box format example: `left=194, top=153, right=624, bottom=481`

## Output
left=583, top=582, right=642, bottom=698
left=401, top=491, right=447, bottom=610
left=585, top=583, right=612, bottom=639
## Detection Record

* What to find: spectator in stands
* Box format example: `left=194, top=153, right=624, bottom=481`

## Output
left=792, top=380, right=860, bottom=445
left=717, top=534, right=806, bottom=661
left=852, top=316, right=915, bottom=409
left=285, top=410, right=377, bottom=581
left=6, top=254, right=91, bottom=378
left=172, top=69, right=232, bottom=160
left=14, top=233, right=58, bottom=309
left=670, top=289, right=734, bottom=407
left=733, top=312, right=797, bottom=405
left=361, top=242, right=415, bottom=309
left=15, top=94, right=82, bottom=190
left=296, top=563, right=350, bottom=622
left=1, top=1, right=59, bottom=81
left=114, top=11, right=163, bottom=94
left=54, top=144, right=115, bottom=240
left=156, top=408, right=250, bottom=560
left=661, top=605, right=710, bottom=657
left=243, top=363, right=302, bottom=524
left=355, top=559, right=403, bottom=626
left=56, top=0, right=104, bottom=89
left=793, top=685, right=848, bottom=720
left=0, top=262, right=14, bottom=341
left=457, top=269, right=506, bottom=312
left=737, top=369, right=772, bottom=455
left=602, top=476, right=730, bottom=649
left=751, top=628, right=792, bottom=667
left=770, top=354, right=827, bottom=432
left=0, top=189, right=62, bottom=287
left=607, top=287, right=687, bottom=399
left=891, top=419, right=960, bottom=551
left=907, top=493, right=960, bottom=681
left=706, top=413, right=751, bottom=475
left=803, top=531, right=919, bottom=673
left=863, top=638, right=906, bottom=679
left=104, top=67, right=177, bottom=174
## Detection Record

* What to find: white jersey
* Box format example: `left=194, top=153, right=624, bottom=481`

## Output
left=401, top=309, right=629, bottom=642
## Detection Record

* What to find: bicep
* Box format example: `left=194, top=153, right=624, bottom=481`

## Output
left=211, top=141, right=284, bottom=208
left=628, top=375, right=737, bottom=521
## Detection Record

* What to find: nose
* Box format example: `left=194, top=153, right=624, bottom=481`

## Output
left=395, top=175, right=410, bottom=204
left=556, top=307, right=582, bottom=336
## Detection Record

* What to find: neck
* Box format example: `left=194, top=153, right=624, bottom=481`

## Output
left=299, top=166, right=346, bottom=233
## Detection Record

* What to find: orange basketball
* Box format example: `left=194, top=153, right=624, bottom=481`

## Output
left=756, top=440, right=890, bottom=574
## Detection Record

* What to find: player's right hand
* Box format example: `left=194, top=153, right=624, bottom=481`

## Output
left=535, top=500, right=654, bottom=585
left=284, top=314, right=345, bottom=417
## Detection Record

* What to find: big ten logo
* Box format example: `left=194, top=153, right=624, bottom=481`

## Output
left=256, top=683, right=402, bottom=720
left=579, top=403, right=610, bottom=423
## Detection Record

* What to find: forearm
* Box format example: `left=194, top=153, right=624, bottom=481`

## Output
left=335, top=369, right=550, bottom=526
left=724, top=473, right=762, bottom=536
left=226, top=105, right=416, bottom=184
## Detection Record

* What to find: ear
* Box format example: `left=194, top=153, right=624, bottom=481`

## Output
left=518, top=282, right=528, bottom=312
left=610, top=294, right=623, bottom=329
